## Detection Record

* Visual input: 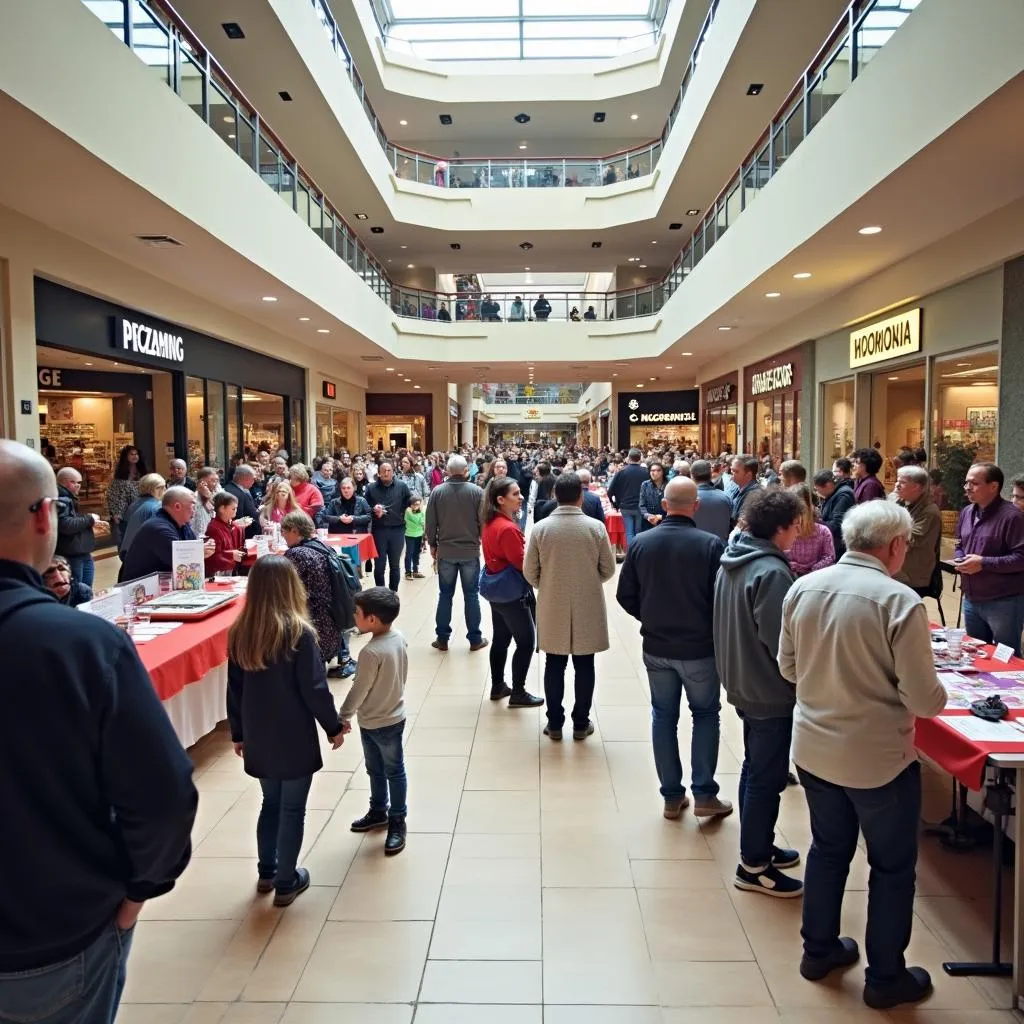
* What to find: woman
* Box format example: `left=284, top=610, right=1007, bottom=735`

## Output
left=191, top=467, right=221, bottom=538
left=480, top=477, right=544, bottom=708
left=531, top=473, right=558, bottom=524
left=226, top=555, right=343, bottom=906
left=351, top=464, right=369, bottom=497
left=787, top=483, right=835, bottom=577
left=107, top=445, right=147, bottom=547
left=205, top=492, right=246, bottom=575
left=398, top=455, right=429, bottom=501
left=318, top=477, right=372, bottom=534
left=280, top=511, right=343, bottom=663
left=491, top=458, right=508, bottom=481
left=260, top=480, right=301, bottom=530
left=639, top=462, right=667, bottom=531
left=119, top=472, right=166, bottom=557
left=289, top=465, right=325, bottom=520
left=569, top=307, right=582, bottom=322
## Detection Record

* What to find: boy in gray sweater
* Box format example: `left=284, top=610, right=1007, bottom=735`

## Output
left=343, top=587, right=409, bottom=855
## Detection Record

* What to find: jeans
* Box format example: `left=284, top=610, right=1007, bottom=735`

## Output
left=517, top=503, right=529, bottom=531
left=435, top=557, right=483, bottom=644
left=620, top=509, right=643, bottom=547
left=373, top=526, right=405, bottom=591
left=490, top=595, right=536, bottom=692
left=737, top=712, right=793, bottom=867
left=798, top=762, right=921, bottom=988
left=337, top=631, right=350, bottom=663
left=361, top=720, right=407, bottom=818
left=256, top=775, right=313, bottom=890
left=0, top=922, right=134, bottom=1024
left=964, top=595, right=1024, bottom=657
left=66, top=554, right=95, bottom=590
left=404, top=536, right=423, bottom=574
left=543, top=653, right=595, bottom=730
left=643, top=653, right=722, bottom=801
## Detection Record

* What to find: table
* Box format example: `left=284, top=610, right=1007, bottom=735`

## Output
left=605, top=509, right=625, bottom=547
left=241, top=532, right=378, bottom=568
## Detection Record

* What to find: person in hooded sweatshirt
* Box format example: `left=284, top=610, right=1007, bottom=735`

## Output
left=713, top=487, right=805, bottom=899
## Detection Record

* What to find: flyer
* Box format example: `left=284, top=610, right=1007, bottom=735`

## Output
left=172, top=539, right=205, bottom=590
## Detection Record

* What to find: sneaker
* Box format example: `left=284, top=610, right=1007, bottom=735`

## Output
left=800, top=936, right=860, bottom=981
left=431, top=638, right=449, bottom=652
left=572, top=722, right=595, bottom=741
left=490, top=684, right=512, bottom=701
left=508, top=689, right=544, bottom=708
left=412, top=572, right=426, bottom=579
left=385, top=816, right=407, bottom=856
left=256, top=876, right=275, bottom=894
left=351, top=809, right=389, bottom=832
left=273, top=867, right=310, bottom=907
left=543, top=725, right=563, bottom=741
left=405, top=572, right=413, bottom=580
left=863, top=967, right=933, bottom=1010
left=663, top=795, right=690, bottom=819
left=469, top=639, right=490, bottom=652
left=339, top=660, right=357, bottom=679
left=694, top=797, right=734, bottom=819
left=734, top=862, right=803, bottom=898
left=771, top=845, right=801, bottom=869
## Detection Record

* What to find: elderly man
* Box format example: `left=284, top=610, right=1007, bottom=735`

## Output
left=893, top=465, right=941, bottom=595
left=617, top=477, right=731, bottom=818
left=0, top=440, right=197, bottom=1023
left=814, top=469, right=856, bottom=558
left=955, top=462, right=1024, bottom=654
left=119, top=486, right=214, bottom=582
left=166, top=458, right=196, bottom=492
left=1014, top=474, right=1024, bottom=513
left=729, top=455, right=761, bottom=524
left=669, top=459, right=691, bottom=480
left=225, top=465, right=261, bottom=539
left=55, top=466, right=104, bottom=588
left=576, top=469, right=605, bottom=523
left=779, top=501, right=946, bottom=1010
left=690, top=459, right=732, bottom=542
left=425, top=455, right=486, bottom=651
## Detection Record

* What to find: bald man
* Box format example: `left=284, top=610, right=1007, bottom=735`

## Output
left=616, top=476, right=732, bottom=820
left=55, top=466, right=105, bottom=588
left=0, top=441, right=196, bottom=1021
left=119, top=485, right=214, bottom=582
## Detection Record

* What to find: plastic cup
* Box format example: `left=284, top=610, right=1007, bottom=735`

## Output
left=947, top=628, right=966, bottom=660
left=317, top=528, right=329, bottom=541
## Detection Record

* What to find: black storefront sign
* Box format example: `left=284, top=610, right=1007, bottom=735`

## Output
left=617, top=389, right=700, bottom=449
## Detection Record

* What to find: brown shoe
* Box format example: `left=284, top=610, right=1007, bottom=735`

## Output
left=431, top=639, right=449, bottom=652
left=694, top=797, right=734, bottom=819
left=469, top=639, right=490, bottom=652
left=663, top=795, right=691, bottom=820
left=412, top=572, right=426, bottom=579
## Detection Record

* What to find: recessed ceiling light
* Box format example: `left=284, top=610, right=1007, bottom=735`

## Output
left=413, top=384, right=421, bottom=388
left=765, top=291, right=781, bottom=298
left=681, top=351, right=692, bottom=356
left=400, top=245, right=407, bottom=249
left=649, top=377, right=657, bottom=381
left=407, top=263, right=414, bottom=269
left=858, top=225, right=882, bottom=235
left=524, top=266, right=530, bottom=271
left=591, top=241, right=603, bottom=249
left=514, top=112, right=531, bottom=124
left=956, top=362, right=971, bottom=367
left=399, top=119, right=408, bottom=126
left=84, top=361, right=93, bottom=365
left=227, top=133, right=236, bottom=140
left=113, top=362, right=119, bottom=366
left=685, top=208, right=700, bottom=217
left=639, top=264, right=647, bottom=269
left=450, top=242, right=461, bottom=250
left=403, top=378, right=412, bottom=382
left=665, top=365, right=673, bottom=369
left=222, top=115, right=234, bottom=123
left=669, top=223, right=683, bottom=230
left=317, top=328, right=330, bottom=334
left=635, top=383, right=644, bottom=388
left=370, top=226, right=384, bottom=234
left=386, top=367, right=395, bottom=372
left=355, top=213, right=368, bottom=220
left=221, top=21, right=244, bottom=39
left=518, top=144, right=527, bottom=150
left=888, top=376, right=900, bottom=381
left=651, top=241, right=657, bottom=245
left=298, top=316, right=310, bottom=321
left=746, top=83, right=763, bottom=96
left=612, top=372, right=618, bottom=376
left=717, top=326, right=732, bottom=331
left=261, top=296, right=277, bottom=302
left=971, top=381, right=991, bottom=386
left=793, top=272, right=812, bottom=279
left=630, top=113, right=639, bottom=120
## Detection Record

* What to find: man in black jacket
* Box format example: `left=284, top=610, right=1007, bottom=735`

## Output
left=607, top=448, right=649, bottom=547
left=533, top=294, right=552, bottom=321
left=318, top=477, right=372, bottom=534
left=814, top=469, right=856, bottom=557
left=0, top=440, right=197, bottom=1022
left=225, top=465, right=261, bottom=539
left=616, top=477, right=731, bottom=821
left=55, top=466, right=103, bottom=588
left=364, top=461, right=413, bottom=592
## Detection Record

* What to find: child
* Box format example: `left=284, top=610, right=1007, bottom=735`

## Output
left=404, top=496, right=426, bottom=580
left=205, top=492, right=245, bottom=575
left=344, top=587, right=409, bottom=855
left=226, top=555, right=344, bottom=906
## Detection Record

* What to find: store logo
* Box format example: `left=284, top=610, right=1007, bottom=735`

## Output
left=750, top=363, right=794, bottom=396
left=38, top=368, right=63, bottom=387
left=115, top=317, right=185, bottom=363
left=524, top=408, right=541, bottom=419
left=628, top=399, right=639, bottom=410
left=849, top=308, right=921, bottom=368
left=637, top=412, right=697, bottom=423
left=705, top=382, right=733, bottom=404
left=629, top=413, right=639, bottom=422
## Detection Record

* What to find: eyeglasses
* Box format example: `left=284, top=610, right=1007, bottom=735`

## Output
left=28, top=497, right=53, bottom=514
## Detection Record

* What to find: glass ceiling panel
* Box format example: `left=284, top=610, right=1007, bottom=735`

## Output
left=522, top=0, right=652, bottom=14
left=388, top=0, right=520, bottom=17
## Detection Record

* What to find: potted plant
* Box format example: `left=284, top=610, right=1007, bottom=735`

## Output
left=934, top=438, right=977, bottom=535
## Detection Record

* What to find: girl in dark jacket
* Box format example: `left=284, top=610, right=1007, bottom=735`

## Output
left=227, top=556, right=344, bottom=906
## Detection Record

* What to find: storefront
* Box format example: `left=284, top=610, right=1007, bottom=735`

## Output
left=315, top=379, right=361, bottom=457
left=366, top=393, right=431, bottom=452
left=35, top=280, right=307, bottom=477
left=701, top=372, right=738, bottom=455
left=743, top=348, right=803, bottom=465
left=616, top=389, right=700, bottom=451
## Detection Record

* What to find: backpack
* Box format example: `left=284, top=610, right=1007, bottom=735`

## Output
left=301, top=539, right=357, bottom=630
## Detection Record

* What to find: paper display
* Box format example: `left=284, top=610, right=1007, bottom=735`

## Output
left=943, top=716, right=1024, bottom=743
left=120, top=573, right=161, bottom=606
left=172, top=540, right=205, bottom=590
left=80, top=589, right=125, bottom=621
left=993, top=643, right=1015, bottom=664
left=254, top=535, right=270, bottom=558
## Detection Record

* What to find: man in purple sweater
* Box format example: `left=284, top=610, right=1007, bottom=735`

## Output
left=852, top=448, right=886, bottom=504
left=955, top=462, right=1024, bottom=655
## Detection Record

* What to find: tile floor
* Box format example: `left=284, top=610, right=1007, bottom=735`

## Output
left=90, top=554, right=1019, bottom=1023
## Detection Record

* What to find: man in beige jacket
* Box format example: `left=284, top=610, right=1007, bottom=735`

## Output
left=525, top=471, right=616, bottom=741
left=894, top=465, right=941, bottom=594
left=778, top=501, right=946, bottom=1012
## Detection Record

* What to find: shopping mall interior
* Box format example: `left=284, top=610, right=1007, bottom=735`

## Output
left=3, top=0, right=1024, bottom=1019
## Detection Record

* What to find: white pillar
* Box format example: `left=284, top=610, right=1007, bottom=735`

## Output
left=458, top=383, right=474, bottom=450
left=0, top=257, right=39, bottom=445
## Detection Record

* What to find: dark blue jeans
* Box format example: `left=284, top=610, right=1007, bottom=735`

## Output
left=489, top=595, right=536, bottom=691
left=543, top=653, right=595, bottom=731
left=435, top=557, right=483, bottom=645
left=737, top=711, right=793, bottom=867
left=66, top=554, right=95, bottom=590
left=361, top=720, right=407, bottom=818
left=798, top=762, right=920, bottom=988
left=964, top=595, right=1024, bottom=657
left=257, top=775, right=313, bottom=891
left=404, top=536, right=423, bottom=574
left=620, top=509, right=643, bottom=547
left=373, top=526, right=405, bottom=591
left=0, top=922, right=133, bottom=1024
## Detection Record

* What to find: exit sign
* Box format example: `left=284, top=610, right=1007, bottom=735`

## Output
left=322, top=380, right=337, bottom=400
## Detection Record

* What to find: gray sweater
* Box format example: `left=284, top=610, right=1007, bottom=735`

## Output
left=424, top=478, right=484, bottom=561
left=340, top=629, right=407, bottom=731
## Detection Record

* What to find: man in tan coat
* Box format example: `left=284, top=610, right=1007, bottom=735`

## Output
left=525, top=471, right=616, bottom=741
left=893, top=465, right=941, bottom=594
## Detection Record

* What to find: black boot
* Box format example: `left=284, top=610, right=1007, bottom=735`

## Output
left=508, top=687, right=544, bottom=708
left=385, top=815, right=407, bottom=856
left=351, top=808, right=389, bottom=832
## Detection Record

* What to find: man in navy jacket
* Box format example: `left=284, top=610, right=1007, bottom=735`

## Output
left=607, top=448, right=648, bottom=546
left=0, top=440, right=197, bottom=1022
left=119, top=486, right=213, bottom=582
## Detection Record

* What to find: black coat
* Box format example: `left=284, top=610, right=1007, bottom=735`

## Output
left=224, top=481, right=261, bottom=539
left=318, top=493, right=372, bottom=533
left=607, top=462, right=649, bottom=511
left=119, top=510, right=196, bottom=582
left=819, top=479, right=856, bottom=556
left=55, top=485, right=95, bottom=558
left=364, top=479, right=413, bottom=530
left=227, top=628, right=342, bottom=780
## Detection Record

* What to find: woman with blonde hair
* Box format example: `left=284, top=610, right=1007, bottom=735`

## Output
left=288, top=464, right=325, bottom=519
left=786, top=482, right=835, bottom=577
left=227, top=555, right=344, bottom=906
left=260, top=480, right=301, bottom=529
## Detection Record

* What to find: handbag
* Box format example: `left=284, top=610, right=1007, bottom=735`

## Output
left=478, top=564, right=530, bottom=604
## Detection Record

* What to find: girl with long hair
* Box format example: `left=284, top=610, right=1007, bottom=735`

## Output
left=107, top=444, right=148, bottom=546
left=227, top=556, right=343, bottom=906
left=260, top=480, right=301, bottom=530
left=786, top=483, right=836, bottom=576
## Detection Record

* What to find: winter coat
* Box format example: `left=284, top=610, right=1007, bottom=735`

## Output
left=55, top=485, right=96, bottom=559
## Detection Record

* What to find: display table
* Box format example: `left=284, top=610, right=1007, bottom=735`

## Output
left=241, top=532, right=378, bottom=568
left=605, top=510, right=625, bottom=547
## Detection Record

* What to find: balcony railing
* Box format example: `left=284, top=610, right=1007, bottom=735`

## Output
left=390, top=290, right=665, bottom=322
left=481, top=384, right=588, bottom=404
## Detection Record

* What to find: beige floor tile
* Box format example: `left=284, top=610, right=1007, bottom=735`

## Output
left=195, top=904, right=283, bottom=1001
left=429, top=915, right=542, bottom=960
left=419, top=960, right=542, bottom=1003
left=630, top=859, right=725, bottom=889
left=443, top=855, right=540, bottom=886
left=653, top=961, right=774, bottom=1007
left=306, top=771, right=352, bottom=810
left=117, top=1008, right=190, bottom=1024
left=543, top=958, right=659, bottom=1005
left=885, top=1011, right=1019, bottom=1023
left=413, top=1007, right=542, bottom=1024
left=543, top=1008, right=663, bottom=1024
left=543, top=887, right=647, bottom=960
left=278, top=1006, right=413, bottom=1024
left=141, top=858, right=260, bottom=921
left=541, top=828, right=634, bottom=887
left=299, top=809, right=368, bottom=888
left=661, top=1012, right=781, bottom=1024
left=456, top=790, right=540, bottom=833
left=405, top=727, right=476, bottom=756
left=638, top=889, right=752, bottom=961
left=450, top=833, right=540, bottom=859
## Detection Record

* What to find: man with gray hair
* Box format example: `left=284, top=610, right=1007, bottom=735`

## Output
left=166, top=458, right=196, bottom=492
left=425, top=455, right=487, bottom=652
left=55, top=466, right=105, bottom=587
left=893, top=465, right=941, bottom=594
left=778, top=501, right=945, bottom=1010
left=225, top=464, right=261, bottom=539
left=119, top=486, right=215, bottom=582
left=576, top=469, right=605, bottom=523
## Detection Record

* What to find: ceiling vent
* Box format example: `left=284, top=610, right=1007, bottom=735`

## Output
left=519, top=242, right=533, bottom=251
left=668, top=222, right=683, bottom=230
left=746, top=83, right=763, bottom=96
left=221, top=22, right=244, bottom=39
left=370, top=226, right=384, bottom=234
left=135, top=234, right=183, bottom=248
left=278, top=90, right=293, bottom=102
left=360, top=355, right=386, bottom=362
left=439, top=113, right=453, bottom=125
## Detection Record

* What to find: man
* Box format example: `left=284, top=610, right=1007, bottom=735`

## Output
left=814, top=469, right=856, bottom=558
left=832, top=456, right=853, bottom=483
left=119, top=486, right=215, bottom=581
left=780, top=460, right=806, bottom=487
left=852, top=448, right=886, bottom=503
left=729, top=455, right=761, bottom=525
left=533, top=293, right=552, bottom=321
left=607, top=448, right=649, bottom=547
left=617, top=477, right=732, bottom=819
left=425, top=455, right=487, bottom=652
left=525, top=472, right=615, bottom=741
left=528, top=460, right=552, bottom=518
left=225, top=464, right=262, bottom=539
left=779, top=501, right=946, bottom=1010
left=1014, top=474, right=1024, bottom=513
left=714, top=488, right=804, bottom=898
left=364, top=461, right=414, bottom=592
left=55, top=466, right=103, bottom=588
left=577, top=469, right=605, bottom=523
left=894, top=465, right=941, bottom=595
left=311, top=457, right=338, bottom=504
left=690, top=459, right=732, bottom=542
left=669, top=459, right=691, bottom=480
left=955, top=462, right=1024, bottom=654
left=0, top=440, right=197, bottom=1022
left=166, top=458, right=196, bottom=492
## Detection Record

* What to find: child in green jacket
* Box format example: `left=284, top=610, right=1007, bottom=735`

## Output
left=404, top=497, right=426, bottom=579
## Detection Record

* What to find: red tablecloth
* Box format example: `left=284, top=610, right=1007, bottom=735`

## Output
left=915, top=644, right=1024, bottom=791
left=241, top=532, right=378, bottom=567
left=605, top=510, right=625, bottom=547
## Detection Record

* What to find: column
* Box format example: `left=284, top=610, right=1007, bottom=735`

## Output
left=999, top=256, right=1024, bottom=465
left=458, top=383, right=474, bottom=450
left=0, top=258, right=39, bottom=445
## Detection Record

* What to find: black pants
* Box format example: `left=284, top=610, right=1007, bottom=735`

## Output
left=490, top=595, right=536, bottom=693
left=543, top=653, right=595, bottom=730
left=737, top=711, right=793, bottom=867
left=373, top=526, right=405, bottom=591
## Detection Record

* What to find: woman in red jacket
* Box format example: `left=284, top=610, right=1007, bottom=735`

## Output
left=481, top=477, right=544, bottom=708
left=205, top=492, right=246, bottom=575
left=288, top=464, right=325, bottom=520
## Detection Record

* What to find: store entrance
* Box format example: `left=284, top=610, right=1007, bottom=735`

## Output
left=870, top=362, right=926, bottom=490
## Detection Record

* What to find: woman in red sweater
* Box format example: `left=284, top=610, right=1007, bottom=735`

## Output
left=288, top=464, right=325, bottom=520
left=205, top=492, right=246, bottom=575
left=481, top=477, right=544, bottom=708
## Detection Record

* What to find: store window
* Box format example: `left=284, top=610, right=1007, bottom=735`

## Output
left=869, top=362, right=925, bottom=489
left=932, top=348, right=999, bottom=465
left=243, top=388, right=286, bottom=456
left=206, top=379, right=226, bottom=472
left=289, top=397, right=306, bottom=463
left=743, top=351, right=801, bottom=464
left=315, top=404, right=358, bottom=456
left=367, top=414, right=425, bottom=452
left=821, top=378, right=855, bottom=463
left=226, top=385, right=242, bottom=465
left=185, top=376, right=205, bottom=475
